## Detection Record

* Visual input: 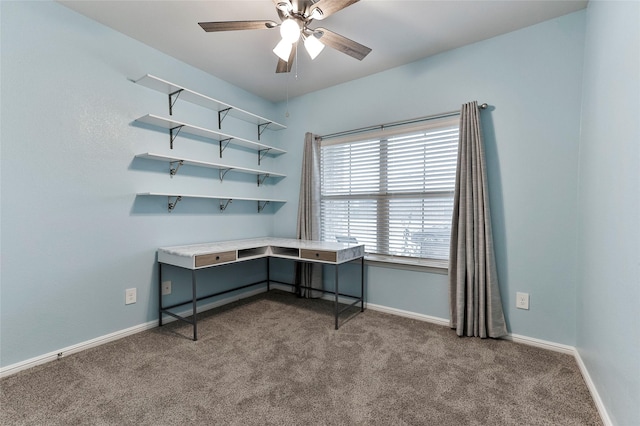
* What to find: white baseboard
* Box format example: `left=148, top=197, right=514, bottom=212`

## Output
left=270, top=283, right=296, bottom=293
left=270, top=284, right=450, bottom=329
left=497, top=334, right=611, bottom=425
left=162, top=286, right=267, bottom=325
left=366, top=302, right=450, bottom=327
left=361, top=306, right=610, bottom=426
left=502, top=333, right=575, bottom=355
left=271, top=284, right=451, bottom=328
left=0, top=320, right=159, bottom=379
left=0, top=287, right=613, bottom=426
left=0, top=287, right=267, bottom=379
left=573, top=349, right=613, bottom=426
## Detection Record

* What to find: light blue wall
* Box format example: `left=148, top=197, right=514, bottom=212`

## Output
left=4, top=1, right=637, bottom=422
left=576, top=1, right=640, bottom=425
left=1, top=0, right=595, bottom=371
left=274, top=11, right=586, bottom=344
left=0, top=1, right=283, bottom=367
left=3, top=2, right=635, bottom=421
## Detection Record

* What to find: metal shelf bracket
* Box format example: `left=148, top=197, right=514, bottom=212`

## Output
left=169, top=160, right=184, bottom=177
left=168, top=196, right=182, bottom=212
left=168, top=89, right=183, bottom=116
left=257, top=173, right=270, bottom=187
left=218, top=107, right=232, bottom=129
left=169, top=125, right=184, bottom=150
left=219, top=199, right=233, bottom=211
left=258, top=148, right=271, bottom=165
left=257, top=122, right=271, bottom=141
left=257, top=200, right=270, bottom=213
left=219, top=138, right=233, bottom=157
left=219, top=168, right=233, bottom=182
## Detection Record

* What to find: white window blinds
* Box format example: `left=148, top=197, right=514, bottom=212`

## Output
left=320, top=116, right=459, bottom=261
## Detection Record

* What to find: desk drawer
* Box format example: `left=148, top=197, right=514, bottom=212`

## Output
left=195, top=251, right=236, bottom=267
left=300, top=249, right=337, bottom=263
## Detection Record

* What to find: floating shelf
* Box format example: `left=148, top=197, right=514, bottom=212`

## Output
left=138, top=192, right=286, bottom=213
left=134, top=74, right=286, bottom=138
left=135, top=152, right=285, bottom=185
left=135, top=114, right=286, bottom=163
left=133, top=74, right=288, bottom=215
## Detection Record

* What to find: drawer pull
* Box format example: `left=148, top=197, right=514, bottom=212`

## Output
left=216, top=256, right=220, bottom=260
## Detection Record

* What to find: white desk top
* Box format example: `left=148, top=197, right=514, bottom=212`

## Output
left=158, top=237, right=365, bottom=269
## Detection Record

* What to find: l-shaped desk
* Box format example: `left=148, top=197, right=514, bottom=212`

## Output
left=157, top=238, right=366, bottom=340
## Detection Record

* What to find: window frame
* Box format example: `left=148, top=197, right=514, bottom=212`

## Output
left=319, top=116, right=460, bottom=270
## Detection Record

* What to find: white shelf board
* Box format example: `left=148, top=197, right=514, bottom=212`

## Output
left=135, top=74, right=286, bottom=131
left=135, top=114, right=286, bottom=156
left=135, top=152, right=286, bottom=178
left=138, top=192, right=287, bottom=203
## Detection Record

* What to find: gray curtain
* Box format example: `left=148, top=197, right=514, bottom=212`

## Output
left=449, top=101, right=507, bottom=338
left=296, top=132, right=323, bottom=297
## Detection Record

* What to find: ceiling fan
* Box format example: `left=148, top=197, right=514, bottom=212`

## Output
left=198, top=0, right=372, bottom=73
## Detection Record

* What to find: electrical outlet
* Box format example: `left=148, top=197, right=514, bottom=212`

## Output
left=162, top=281, right=172, bottom=295
left=125, top=288, right=137, bottom=305
left=516, top=292, right=529, bottom=310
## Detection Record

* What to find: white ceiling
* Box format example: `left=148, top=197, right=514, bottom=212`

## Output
left=58, top=0, right=587, bottom=103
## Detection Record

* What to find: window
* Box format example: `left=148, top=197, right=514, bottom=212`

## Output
left=320, top=116, right=459, bottom=264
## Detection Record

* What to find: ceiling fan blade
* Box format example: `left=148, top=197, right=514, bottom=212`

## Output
left=315, top=28, right=371, bottom=60
left=275, top=59, right=290, bottom=74
left=276, top=42, right=298, bottom=73
left=198, top=20, right=277, bottom=32
left=310, top=0, right=359, bottom=20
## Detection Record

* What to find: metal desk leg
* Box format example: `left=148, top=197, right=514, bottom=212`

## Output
left=192, top=270, right=198, bottom=341
left=361, top=257, right=365, bottom=312
left=159, top=262, right=163, bottom=327
left=335, top=263, right=339, bottom=330
left=267, top=257, right=270, bottom=291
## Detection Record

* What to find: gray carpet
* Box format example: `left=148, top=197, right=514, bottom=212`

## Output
left=1, top=290, right=601, bottom=425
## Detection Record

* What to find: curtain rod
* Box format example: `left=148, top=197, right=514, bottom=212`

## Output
left=317, top=103, right=488, bottom=141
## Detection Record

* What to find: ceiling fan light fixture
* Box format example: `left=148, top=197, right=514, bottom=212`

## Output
left=273, top=38, right=293, bottom=61
left=198, top=0, right=371, bottom=74
left=276, top=2, right=292, bottom=13
left=308, top=8, right=324, bottom=21
left=304, top=34, right=325, bottom=60
left=280, top=18, right=301, bottom=43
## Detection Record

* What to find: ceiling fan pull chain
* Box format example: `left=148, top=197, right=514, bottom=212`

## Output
left=285, top=71, right=290, bottom=118
left=295, top=42, right=299, bottom=80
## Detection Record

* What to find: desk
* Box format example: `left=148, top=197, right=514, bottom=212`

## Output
left=158, top=238, right=365, bottom=340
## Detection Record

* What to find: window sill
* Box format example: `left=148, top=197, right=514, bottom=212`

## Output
left=364, top=254, right=448, bottom=274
